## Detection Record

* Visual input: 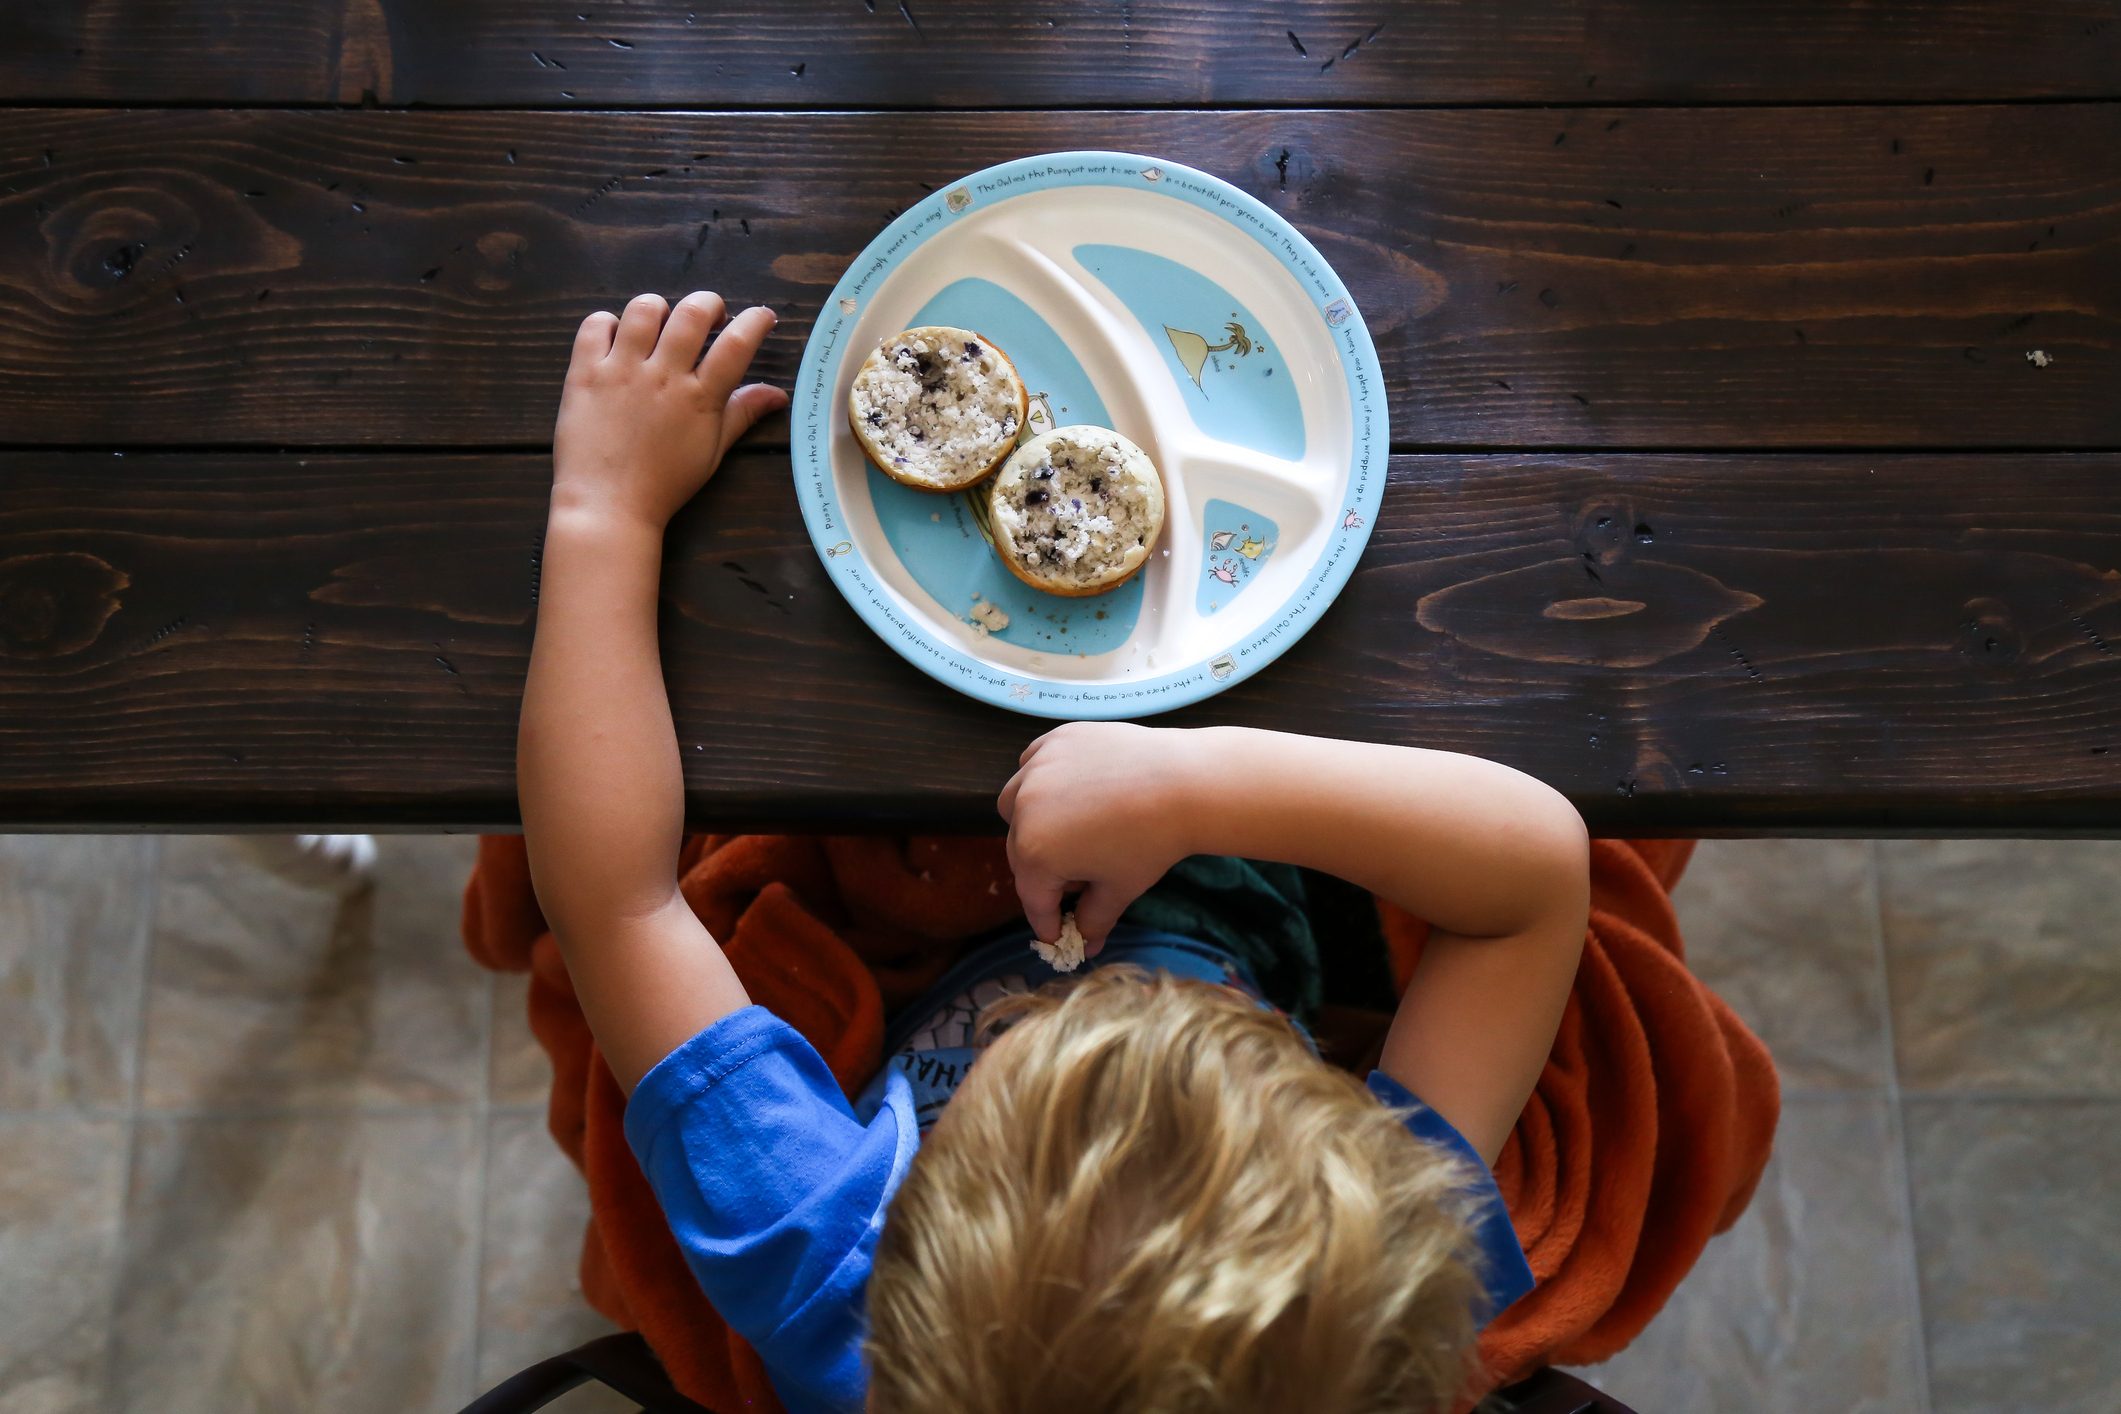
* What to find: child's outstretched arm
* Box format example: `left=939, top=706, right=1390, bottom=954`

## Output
left=518, top=291, right=787, bottom=1091
left=1000, top=724, right=1590, bottom=1162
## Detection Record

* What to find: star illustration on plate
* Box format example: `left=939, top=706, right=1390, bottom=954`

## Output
left=1009, top=683, right=1033, bottom=701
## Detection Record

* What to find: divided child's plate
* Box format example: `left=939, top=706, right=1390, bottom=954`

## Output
left=792, top=151, right=1384, bottom=718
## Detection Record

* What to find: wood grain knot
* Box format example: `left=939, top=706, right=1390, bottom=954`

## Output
left=1543, top=596, right=1646, bottom=621
left=0, top=552, right=131, bottom=659
left=472, top=230, right=531, bottom=291
left=43, top=179, right=298, bottom=309
left=1960, top=595, right=2024, bottom=664
left=1417, top=558, right=1760, bottom=668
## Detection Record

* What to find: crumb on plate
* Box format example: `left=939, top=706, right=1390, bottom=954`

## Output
left=968, top=599, right=1011, bottom=637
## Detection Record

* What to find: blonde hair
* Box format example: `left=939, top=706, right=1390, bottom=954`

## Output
left=866, top=966, right=1487, bottom=1413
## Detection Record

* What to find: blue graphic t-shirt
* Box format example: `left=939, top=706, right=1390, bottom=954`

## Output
left=624, top=926, right=1535, bottom=1414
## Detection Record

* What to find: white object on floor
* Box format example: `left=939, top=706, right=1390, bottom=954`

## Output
left=236, top=834, right=379, bottom=894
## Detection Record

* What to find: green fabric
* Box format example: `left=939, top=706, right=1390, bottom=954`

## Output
left=1121, top=855, right=1325, bottom=1026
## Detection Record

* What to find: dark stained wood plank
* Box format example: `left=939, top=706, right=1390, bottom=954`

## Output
left=4, top=449, right=2119, bottom=834
left=4, top=1, right=2120, bottom=106
left=3, top=106, right=2118, bottom=450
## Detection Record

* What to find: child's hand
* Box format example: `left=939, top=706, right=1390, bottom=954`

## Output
left=551, top=292, right=789, bottom=528
left=997, top=722, right=1209, bottom=951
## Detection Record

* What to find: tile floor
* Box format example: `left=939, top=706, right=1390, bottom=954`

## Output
left=0, top=836, right=2114, bottom=1413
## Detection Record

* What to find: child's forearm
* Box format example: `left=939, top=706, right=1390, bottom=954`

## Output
left=1174, top=727, right=1587, bottom=939
left=1177, top=728, right=1586, bottom=1160
left=519, top=497, right=754, bottom=1086
left=518, top=500, right=688, bottom=938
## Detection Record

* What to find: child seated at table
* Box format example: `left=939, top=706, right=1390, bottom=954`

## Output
left=518, top=289, right=1589, bottom=1412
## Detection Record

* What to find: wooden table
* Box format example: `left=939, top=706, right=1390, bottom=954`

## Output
left=2, top=2, right=2118, bottom=834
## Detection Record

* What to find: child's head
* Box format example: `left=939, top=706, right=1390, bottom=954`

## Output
left=866, top=967, right=1487, bottom=1413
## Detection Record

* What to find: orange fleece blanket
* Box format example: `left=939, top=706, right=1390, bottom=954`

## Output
left=462, top=834, right=1778, bottom=1409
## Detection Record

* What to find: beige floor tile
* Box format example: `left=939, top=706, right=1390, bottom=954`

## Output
left=1879, top=841, right=2121, bottom=1094
left=1907, top=1098, right=2121, bottom=1414
left=1573, top=1096, right=1926, bottom=1414
left=1672, top=840, right=1893, bottom=1092
left=0, top=1115, right=127, bottom=1414
left=138, top=836, right=485, bottom=1112
left=475, top=1113, right=631, bottom=1412
left=490, top=971, right=557, bottom=1108
left=110, top=1110, right=480, bottom=1414
left=0, top=837, right=154, bottom=1113
left=494, top=1385, right=648, bottom=1413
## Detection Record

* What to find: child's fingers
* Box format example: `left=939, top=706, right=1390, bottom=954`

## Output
left=1009, top=854, right=1066, bottom=943
left=1018, top=729, right=1055, bottom=768
left=613, top=293, right=670, bottom=360
left=571, top=310, right=618, bottom=367
left=698, top=306, right=778, bottom=402
left=714, top=383, right=791, bottom=464
left=654, top=290, right=727, bottom=370
left=994, top=766, right=1026, bottom=823
left=1071, top=881, right=1133, bottom=950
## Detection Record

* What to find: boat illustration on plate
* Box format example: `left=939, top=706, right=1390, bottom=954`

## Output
left=1163, top=320, right=1262, bottom=395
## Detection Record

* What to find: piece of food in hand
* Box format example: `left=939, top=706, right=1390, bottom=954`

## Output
left=848, top=326, right=1028, bottom=491
left=988, top=427, right=1165, bottom=597
left=1029, top=911, right=1088, bottom=972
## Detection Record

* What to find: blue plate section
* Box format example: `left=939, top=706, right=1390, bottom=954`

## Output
left=792, top=151, right=1387, bottom=719
left=865, top=277, right=1141, bottom=654
left=864, top=483, right=1145, bottom=656
left=1196, top=499, right=1278, bottom=617
left=1074, top=243, right=1305, bottom=461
